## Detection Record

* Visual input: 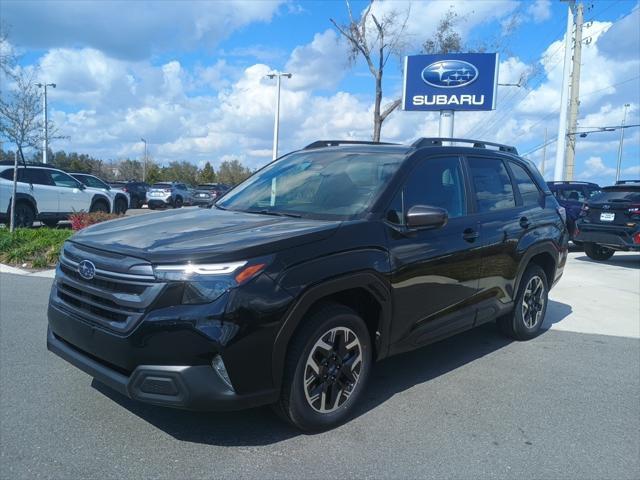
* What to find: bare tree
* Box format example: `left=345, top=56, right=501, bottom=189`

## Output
left=331, top=1, right=409, bottom=142
left=0, top=69, right=44, bottom=231
left=422, top=8, right=463, bottom=55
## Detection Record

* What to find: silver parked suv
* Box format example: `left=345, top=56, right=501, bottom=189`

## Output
left=146, top=182, right=193, bottom=209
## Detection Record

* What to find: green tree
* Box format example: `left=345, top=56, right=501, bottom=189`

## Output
left=198, top=161, right=216, bottom=183
left=161, top=161, right=199, bottom=185
left=217, top=159, right=252, bottom=185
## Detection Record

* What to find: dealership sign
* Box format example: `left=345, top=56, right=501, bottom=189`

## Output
left=402, top=53, right=499, bottom=111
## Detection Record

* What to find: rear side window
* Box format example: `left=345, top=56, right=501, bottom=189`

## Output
left=0, top=169, right=14, bottom=180
left=467, top=157, right=515, bottom=212
left=509, top=162, right=541, bottom=206
left=22, top=168, right=53, bottom=186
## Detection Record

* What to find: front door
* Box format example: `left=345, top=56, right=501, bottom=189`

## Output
left=387, top=155, right=482, bottom=352
left=49, top=171, right=92, bottom=213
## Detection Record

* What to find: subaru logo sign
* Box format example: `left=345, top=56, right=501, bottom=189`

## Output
left=403, top=53, right=498, bottom=111
left=78, top=260, right=96, bottom=280
left=421, top=60, right=479, bottom=88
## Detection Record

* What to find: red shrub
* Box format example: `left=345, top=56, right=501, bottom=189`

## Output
left=69, top=211, right=120, bottom=231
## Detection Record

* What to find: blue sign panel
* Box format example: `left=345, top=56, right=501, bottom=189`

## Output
left=402, top=53, right=499, bottom=111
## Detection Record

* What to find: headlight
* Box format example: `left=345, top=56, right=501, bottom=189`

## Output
left=153, top=261, right=266, bottom=304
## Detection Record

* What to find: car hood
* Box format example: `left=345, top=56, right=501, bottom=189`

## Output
left=70, top=207, right=341, bottom=264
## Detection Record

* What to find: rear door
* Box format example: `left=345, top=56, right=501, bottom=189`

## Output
left=20, top=168, right=59, bottom=213
left=387, top=155, right=482, bottom=349
left=465, top=155, right=528, bottom=319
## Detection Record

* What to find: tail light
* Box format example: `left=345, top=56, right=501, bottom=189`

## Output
left=122, top=187, right=128, bottom=192
left=633, top=232, right=640, bottom=245
left=628, top=205, right=640, bottom=217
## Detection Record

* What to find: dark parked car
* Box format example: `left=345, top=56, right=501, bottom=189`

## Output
left=47, top=138, right=568, bottom=431
left=575, top=182, right=640, bottom=260
left=109, top=181, right=149, bottom=209
left=547, top=181, right=601, bottom=242
left=190, top=187, right=215, bottom=207
left=196, top=183, right=231, bottom=201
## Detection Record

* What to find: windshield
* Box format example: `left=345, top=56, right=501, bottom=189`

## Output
left=591, top=187, right=640, bottom=203
left=218, top=150, right=405, bottom=219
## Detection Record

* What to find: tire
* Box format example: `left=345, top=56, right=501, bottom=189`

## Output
left=13, top=202, right=35, bottom=228
left=274, top=303, right=372, bottom=432
left=114, top=198, right=127, bottom=214
left=584, top=242, right=614, bottom=261
left=42, top=219, right=59, bottom=228
left=90, top=200, right=109, bottom=213
left=173, top=196, right=183, bottom=208
left=498, top=264, right=548, bottom=341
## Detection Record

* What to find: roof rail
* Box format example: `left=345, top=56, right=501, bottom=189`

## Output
left=411, top=137, right=518, bottom=154
left=304, top=140, right=398, bottom=150
left=615, top=180, right=640, bottom=185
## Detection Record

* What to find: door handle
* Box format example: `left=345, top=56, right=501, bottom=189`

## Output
left=519, top=216, right=531, bottom=229
left=462, top=228, right=479, bottom=242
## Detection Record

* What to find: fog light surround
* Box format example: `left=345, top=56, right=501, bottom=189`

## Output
left=212, top=354, right=235, bottom=392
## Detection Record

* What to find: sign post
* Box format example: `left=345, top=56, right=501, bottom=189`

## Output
left=402, top=53, right=499, bottom=139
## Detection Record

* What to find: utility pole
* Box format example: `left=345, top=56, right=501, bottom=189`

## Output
left=140, top=138, right=147, bottom=182
left=541, top=127, right=548, bottom=176
left=554, top=2, right=575, bottom=181
left=565, top=2, right=584, bottom=181
left=35, top=82, right=56, bottom=164
left=615, top=103, right=631, bottom=183
left=266, top=72, right=292, bottom=160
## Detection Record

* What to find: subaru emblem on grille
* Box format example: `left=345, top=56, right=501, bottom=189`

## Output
left=78, top=260, right=96, bottom=280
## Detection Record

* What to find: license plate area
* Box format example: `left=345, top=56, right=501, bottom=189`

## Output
left=600, top=212, right=615, bottom=222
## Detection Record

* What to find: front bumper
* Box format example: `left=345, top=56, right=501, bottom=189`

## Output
left=575, top=223, right=640, bottom=251
left=47, top=327, right=277, bottom=411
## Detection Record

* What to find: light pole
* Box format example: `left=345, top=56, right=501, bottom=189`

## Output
left=266, top=72, right=292, bottom=160
left=140, top=138, right=148, bottom=182
left=615, top=103, right=630, bottom=183
left=35, top=82, right=56, bottom=164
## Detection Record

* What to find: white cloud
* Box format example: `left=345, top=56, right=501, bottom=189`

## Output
left=527, top=0, right=552, bottom=23
left=580, top=156, right=615, bottom=179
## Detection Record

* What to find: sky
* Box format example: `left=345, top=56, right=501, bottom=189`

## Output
left=1, top=0, right=639, bottom=186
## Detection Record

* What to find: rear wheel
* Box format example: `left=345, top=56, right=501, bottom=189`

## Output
left=13, top=202, right=35, bottom=228
left=498, top=264, right=548, bottom=341
left=114, top=197, right=127, bottom=214
left=275, top=303, right=372, bottom=432
left=90, top=200, right=109, bottom=213
left=173, top=196, right=183, bottom=208
left=584, top=242, right=614, bottom=261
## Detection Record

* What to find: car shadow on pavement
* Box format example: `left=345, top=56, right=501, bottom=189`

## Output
left=543, top=299, right=573, bottom=328
left=92, top=314, right=571, bottom=446
left=574, top=254, right=640, bottom=270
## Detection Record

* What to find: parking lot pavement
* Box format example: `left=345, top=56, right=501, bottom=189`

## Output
left=1, top=253, right=638, bottom=479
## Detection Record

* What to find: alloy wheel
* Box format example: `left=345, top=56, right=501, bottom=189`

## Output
left=522, top=275, right=545, bottom=329
left=303, top=326, right=363, bottom=414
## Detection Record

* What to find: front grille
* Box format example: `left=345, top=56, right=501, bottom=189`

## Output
left=54, top=243, right=165, bottom=333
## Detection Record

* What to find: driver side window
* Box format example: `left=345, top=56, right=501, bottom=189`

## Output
left=50, top=171, right=81, bottom=188
left=391, top=157, right=466, bottom=224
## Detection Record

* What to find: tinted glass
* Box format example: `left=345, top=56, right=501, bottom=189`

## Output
left=219, top=150, right=405, bottom=218
left=591, top=187, right=640, bottom=203
left=403, top=157, right=466, bottom=218
left=23, top=169, right=53, bottom=186
left=76, top=175, right=108, bottom=189
left=0, top=169, right=14, bottom=180
left=468, top=157, right=515, bottom=212
left=50, top=171, right=81, bottom=188
left=509, top=162, right=540, bottom=206
left=557, top=187, right=588, bottom=202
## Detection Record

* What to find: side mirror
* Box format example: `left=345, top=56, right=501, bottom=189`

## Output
left=77, top=183, right=86, bottom=190
left=406, top=205, right=448, bottom=229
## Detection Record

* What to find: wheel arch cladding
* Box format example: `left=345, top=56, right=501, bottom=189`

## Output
left=528, top=252, right=555, bottom=287
left=271, top=272, right=392, bottom=391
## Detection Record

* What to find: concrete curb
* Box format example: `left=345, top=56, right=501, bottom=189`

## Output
left=0, top=263, right=56, bottom=278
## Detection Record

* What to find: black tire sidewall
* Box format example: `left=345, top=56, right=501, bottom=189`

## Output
left=90, top=201, right=108, bottom=213
left=512, top=265, right=548, bottom=340
left=15, top=203, right=35, bottom=227
left=285, top=307, right=372, bottom=432
left=115, top=198, right=127, bottom=214
left=584, top=242, right=614, bottom=261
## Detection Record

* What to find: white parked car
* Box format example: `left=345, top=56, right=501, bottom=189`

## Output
left=70, top=173, right=130, bottom=214
left=0, top=164, right=114, bottom=227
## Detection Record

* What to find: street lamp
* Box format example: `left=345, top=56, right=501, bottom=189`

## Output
left=266, top=72, right=292, bottom=160
left=35, top=82, right=56, bottom=164
left=616, top=103, right=631, bottom=183
left=140, top=138, right=148, bottom=182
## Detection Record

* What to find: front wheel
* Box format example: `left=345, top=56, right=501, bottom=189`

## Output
left=584, top=242, right=614, bottom=261
left=173, top=196, right=183, bottom=208
left=275, top=303, right=372, bottom=432
left=114, top=198, right=127, bottom=214
left=498, top=264, right=548, bottom=341
left=90, top=200, right=109, bottom=213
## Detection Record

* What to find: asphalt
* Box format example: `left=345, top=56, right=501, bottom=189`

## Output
left=0, top=253, right=638, bottom=479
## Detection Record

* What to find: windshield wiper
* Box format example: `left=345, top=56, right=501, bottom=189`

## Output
left=245, top=209, right=302, bottom=218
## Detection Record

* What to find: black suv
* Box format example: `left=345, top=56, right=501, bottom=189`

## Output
left=575, top=181, right=640, bottom=260
left=47, top=138, right=568, bottom=431
left=109, top=181, right=149, bottom=208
